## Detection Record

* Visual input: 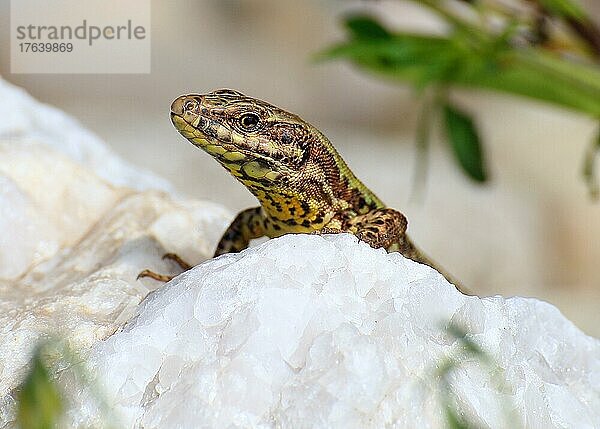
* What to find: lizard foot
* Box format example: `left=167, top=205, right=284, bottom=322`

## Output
left=136, top=269, right=173, bottom=282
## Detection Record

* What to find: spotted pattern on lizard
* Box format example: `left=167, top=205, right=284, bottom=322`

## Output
left=138, top=89, right=464, bottom=292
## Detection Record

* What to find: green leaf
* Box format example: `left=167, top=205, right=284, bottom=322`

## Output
left=17, top=350, right=64, bottom=429
left=537, top=0, right=588, bottom=21
left=320, top=11, right=600, bottom=118
left=320, top=34, right=469, bottom=88
left=471, top=50, right=600, bottom=117
left=322, top=33, right=600, bottom=117
left=344, top=15, right=391, bottom=40
left=443, top=104, right=488, bottom=182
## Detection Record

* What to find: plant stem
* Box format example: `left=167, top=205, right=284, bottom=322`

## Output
left=411, top=87, right=448, bottom=201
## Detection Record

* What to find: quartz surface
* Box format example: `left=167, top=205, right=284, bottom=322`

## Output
left=71, top=234, right=600, bottom=428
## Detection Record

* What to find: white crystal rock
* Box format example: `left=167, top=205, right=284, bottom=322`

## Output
left=0, top=140, right=230, bottom=404
left=63, top=233, right=599, bottom=429
left=0, top=78, right=231, bottom=422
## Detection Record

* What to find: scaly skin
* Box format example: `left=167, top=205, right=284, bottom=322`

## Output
left=138, top=89, right=464, bottom=292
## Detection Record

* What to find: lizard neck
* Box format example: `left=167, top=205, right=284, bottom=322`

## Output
left=302, top=131, right=385, bottom=214
left=249, top=131, right=385, bottom=229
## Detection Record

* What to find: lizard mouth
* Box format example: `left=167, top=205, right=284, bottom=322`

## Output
left=171, top=112, right=209, bottom=144
left=170, top=95, right=235, bottom=152
left=170, top=110, right=280, bottom=171
left=171, top=111, right=247, bottom=153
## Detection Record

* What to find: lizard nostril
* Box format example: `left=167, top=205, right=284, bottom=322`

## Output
left=184, top=100, right=198, bottom=112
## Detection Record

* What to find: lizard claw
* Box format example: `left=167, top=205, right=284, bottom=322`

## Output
left=137, top=269, right=173, bottom=283
left=311, top=227, right=342, bottom=235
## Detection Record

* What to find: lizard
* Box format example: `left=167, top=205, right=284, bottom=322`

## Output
left=138, top=89, right=464, bottom=292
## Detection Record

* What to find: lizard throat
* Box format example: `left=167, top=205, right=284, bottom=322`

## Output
left=171, top=113, right=285, bottom=185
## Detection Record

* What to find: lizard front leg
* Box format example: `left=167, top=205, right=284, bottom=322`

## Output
left=214, top=206, right=267, bottom=256
left=346, top=208, right=409, bottom=252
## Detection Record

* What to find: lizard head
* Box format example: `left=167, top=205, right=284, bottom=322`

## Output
left=170, top=89, right=318, bottom=183
left=170, top=89, right=382, bottom=219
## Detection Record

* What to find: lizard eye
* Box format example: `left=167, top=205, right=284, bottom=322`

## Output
left=239, top=113, right=260, bottom=130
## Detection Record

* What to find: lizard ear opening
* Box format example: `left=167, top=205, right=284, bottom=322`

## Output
left=281, top=132, right=293, bottom=145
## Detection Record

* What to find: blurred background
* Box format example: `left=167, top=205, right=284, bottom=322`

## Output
left=0, top=0, right=599, bottom=336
